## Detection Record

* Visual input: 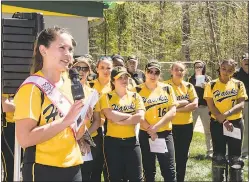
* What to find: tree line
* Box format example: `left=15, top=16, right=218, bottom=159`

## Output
left=89, top=1, right=248, bottom=78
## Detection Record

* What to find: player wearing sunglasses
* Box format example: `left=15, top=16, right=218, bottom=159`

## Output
left=135, top=61, right=177, bottom=181
left=72, top=57, right=101, bottom=182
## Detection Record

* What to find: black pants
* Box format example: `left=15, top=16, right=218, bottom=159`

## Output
left=139, top=130, right=176, bottom=182
left=81, top=128, right=104, bottom=182
left=104, top=136, right=143, bottom=182
left=1, top=122, right=15, bottom=182
left=22, top=163, right=82, bottom=181
left=210, top=118, right=243, bottom=157
left=172, top=123, right=193, bottom=182
left=92, top=128, right=105, bottom=182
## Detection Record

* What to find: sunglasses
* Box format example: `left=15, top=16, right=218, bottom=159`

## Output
left=147, top=69, right=160, bottom=75
left=195, top=66, right=203, bottom=69
left=74, top=66, right=89, bottom=72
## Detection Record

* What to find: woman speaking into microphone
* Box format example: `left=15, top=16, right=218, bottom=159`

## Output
left=14, top=27, right=91, bottom=181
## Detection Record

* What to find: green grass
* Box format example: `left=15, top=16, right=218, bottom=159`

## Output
left=155, top=132, right=248, bottom=181
left=101, top=132, right=248, bottom=181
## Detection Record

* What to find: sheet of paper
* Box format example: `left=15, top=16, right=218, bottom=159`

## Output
left=223, top=125, right=241, bottom=140
left=75, top=89, right=99, bottom=132
left=89, top=90, right=99, bottom=109
left=195, top=75, right=205, bottom=87
left=149, top=138, right=168, bottom=153
left=82, top=151, right=93, bottom=162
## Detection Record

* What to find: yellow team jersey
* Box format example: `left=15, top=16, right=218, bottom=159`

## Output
left=88, top=79, right=112, bottom=126
left=83, top=85, right=100, bottom=137
left=100, top=90, right=145, bottom=138
left=2, top=94, right=15, bottom=123
left=203, top=78, right=248, bottom=120
left=14, top=70, right=82, bottom=167
left=88, top=79, right=112, bottom=96
left=164, top=79, right=198, bottom=125
left=135, top=82, right=178, bottom=131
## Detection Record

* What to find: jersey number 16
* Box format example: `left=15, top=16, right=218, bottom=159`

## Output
left=158, top=108, right=167, bottom=117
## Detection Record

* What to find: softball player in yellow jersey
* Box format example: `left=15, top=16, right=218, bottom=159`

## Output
left=88, top=56, right=113, bottom=182
left=204, top=59, right=248, bottom=182
left=100, top=66, right=145, bottom=182
left=1, top=94, right=15, bottom=182
left=165, top=62, right=198, bottom=182
left=88, top=56, right=113, bottom=129
left=72, top=57, right=101, bottom=182
left=14, top=27, right=90, bottom=181
left=135, top=61, right=177, bottom=182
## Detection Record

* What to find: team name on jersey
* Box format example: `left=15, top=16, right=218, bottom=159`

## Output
left=43, top=104, right=64, bottom=123
left=112, top=103, right=135, bottom=112
left=213, top=88, right=238, bottom=102
left=142, top=95, right=169, bottom=104
left=176, top=94, right=189, bottom=101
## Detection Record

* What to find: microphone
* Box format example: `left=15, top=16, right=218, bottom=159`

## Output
left=69, top=68, right=96, bottom=147
left=69, top=68, right=84, bottom=100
